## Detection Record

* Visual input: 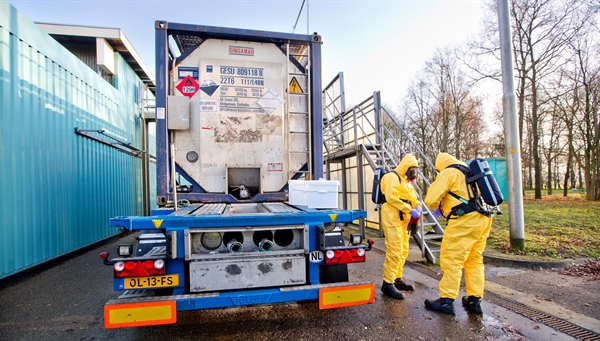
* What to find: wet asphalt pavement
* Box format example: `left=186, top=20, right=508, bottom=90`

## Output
left=0, top=232, right=581, bottom=341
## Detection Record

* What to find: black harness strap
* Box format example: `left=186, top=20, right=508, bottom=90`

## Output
left=444, top=164, right=491, bottom=219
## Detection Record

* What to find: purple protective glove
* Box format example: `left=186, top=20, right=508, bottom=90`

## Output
left=410, top=206, right=422, bottom=219
left=433, top=208, right=443, bottom=219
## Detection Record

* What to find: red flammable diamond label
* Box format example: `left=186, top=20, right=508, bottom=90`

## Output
left=175, top=75, right=200, bottom=98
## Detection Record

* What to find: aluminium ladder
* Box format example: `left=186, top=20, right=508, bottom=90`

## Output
left=286, top=42, right=312, bottom=181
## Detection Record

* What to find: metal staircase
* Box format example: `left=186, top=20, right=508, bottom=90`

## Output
left=322, top=75, right=445, bottom=263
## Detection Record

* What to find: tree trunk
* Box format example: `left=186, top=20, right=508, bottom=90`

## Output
left=562, top=169, right=569, bottom=196
left=547, top=159, right=553, bottom=195
left=562, top=136, right=572, bottom=196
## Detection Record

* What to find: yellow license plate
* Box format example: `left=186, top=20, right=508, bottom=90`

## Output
left=124, top=275, right=179, bottom=289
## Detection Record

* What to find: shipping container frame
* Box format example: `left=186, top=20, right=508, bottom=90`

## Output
left=105, top=22, right=372, bottom=328
left=154, top=21, right=324, bottom=205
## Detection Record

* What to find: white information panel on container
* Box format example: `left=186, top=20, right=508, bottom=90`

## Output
left=172, top=39, right=308, bottom=193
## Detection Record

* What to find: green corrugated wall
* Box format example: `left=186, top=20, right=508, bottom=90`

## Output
left=0, top=0, right=151, bottom=279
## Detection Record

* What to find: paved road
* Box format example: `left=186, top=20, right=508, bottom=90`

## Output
left=0, top=232, right=579, bottom=341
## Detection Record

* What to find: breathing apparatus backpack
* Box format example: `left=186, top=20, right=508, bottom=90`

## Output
left=445, top=158, right=504, bottom=218
left=371, top=167, right=400, bottom=205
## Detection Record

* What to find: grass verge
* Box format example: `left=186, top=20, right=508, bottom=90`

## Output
left=487, top=192, right=600, bottom=260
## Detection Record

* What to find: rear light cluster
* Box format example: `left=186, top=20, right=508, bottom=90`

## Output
left=113, top=259, right=165, bottom=278
left=325, top=248, right=366, bottom=265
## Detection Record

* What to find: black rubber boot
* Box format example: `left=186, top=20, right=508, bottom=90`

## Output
left=394, top=278, right=415, bottom=291
left=462, top=296, right=483, bottom=314
left=424, top=297, right=455, bottom=315
left=381, top=281, right=405, bottom=299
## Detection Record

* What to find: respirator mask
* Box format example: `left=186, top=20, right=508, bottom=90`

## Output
left=406, top=167, right=418, bottom=182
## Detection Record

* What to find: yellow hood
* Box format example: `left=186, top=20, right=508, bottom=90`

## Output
left=395, top=153, right=418, bottom=177
left=435, top=153, right=467, bottom=172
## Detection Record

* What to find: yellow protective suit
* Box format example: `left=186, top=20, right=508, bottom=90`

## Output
left=424, top=153, right=493, bottom=299
left=381, top=154, right=422, bottom=283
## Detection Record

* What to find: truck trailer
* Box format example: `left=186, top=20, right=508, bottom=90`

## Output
left=101, top=21, right=374, bottom=329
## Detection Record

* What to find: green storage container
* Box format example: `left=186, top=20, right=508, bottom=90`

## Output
left=485, top=157, right=508, bottom=203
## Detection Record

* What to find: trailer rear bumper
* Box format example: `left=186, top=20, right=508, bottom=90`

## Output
left=104, top=281, right=374, bottom=328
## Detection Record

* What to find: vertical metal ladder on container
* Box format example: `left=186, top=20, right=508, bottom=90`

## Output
left=286, top=42, right=312, bottom=181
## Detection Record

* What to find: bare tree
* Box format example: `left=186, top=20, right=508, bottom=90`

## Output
left=402, top=78, right=438, bottom=178
left=539, top=103, right=567, bottom=195
left=399, top=47, right=487, bottom=175
left=425, top=48, right=486, bottom=159
left=470, top=0, right=594, bottom=199
left=513, top=0, right=591, bottom=198
left=549, top=70, right=581, bottom=196
left=570, top=35, right=600, bottom=200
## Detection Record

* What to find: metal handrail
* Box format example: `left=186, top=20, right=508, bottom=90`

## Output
left=321, top=89, right=445, bottom=263
left=380, top=106, right=437, bottom=171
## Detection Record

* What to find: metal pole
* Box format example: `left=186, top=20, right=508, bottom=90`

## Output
left=141, top=117, right=149, bottom=216
left=356, top=150, right=365, bottom=238
left=498, top=0, right=525, bottom=249
left=307, top=0, right=310, bottom=35
left=171, top=141, right=178, bottom=211
left=341, top=160, right=348, bottom=210
left=373, top=91, right=382, bottom=147
left=292, top=0, right=306, bottom=34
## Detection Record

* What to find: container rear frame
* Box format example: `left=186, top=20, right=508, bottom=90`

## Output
left=154, top=22, right=324, bottom=205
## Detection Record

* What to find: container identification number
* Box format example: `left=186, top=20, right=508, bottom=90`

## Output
left=220, top=66, right=263, bottom=77
left=218, top=64, right=266, bottom=112
left=220, top=66, right=265, bottom=86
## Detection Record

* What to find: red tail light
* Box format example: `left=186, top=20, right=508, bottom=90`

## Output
left=325, top=248, right=366, bottom=265
left=114, top=259, right=166, bottom=278
left=143, top=260, right=155, bottom=269
left=124, top=261, right=136, bottom=271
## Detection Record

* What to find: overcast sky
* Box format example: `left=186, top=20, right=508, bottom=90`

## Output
left=9, top=0, right=490, bottom=108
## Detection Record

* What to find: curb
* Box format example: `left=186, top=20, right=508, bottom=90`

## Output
left=482, top=254, right=587, bottom=270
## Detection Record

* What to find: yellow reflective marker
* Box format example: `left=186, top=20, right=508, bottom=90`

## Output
left=319, top=284, right=375, bottom=309
left=289, top=77, right=303, bottom=93
left=328, top=214, right=338, bottom=222
left=104, top=301, right=176, bottom=328
left=152, top=219, right=163, bottom=229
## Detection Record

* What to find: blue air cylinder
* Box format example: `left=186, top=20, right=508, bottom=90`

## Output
left=469, top=158, right=504, bottom=206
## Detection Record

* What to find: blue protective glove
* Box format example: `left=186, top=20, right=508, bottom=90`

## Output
left=410, top=206, right=422, bottom=219
left=433, top=208, right=443, bottom=219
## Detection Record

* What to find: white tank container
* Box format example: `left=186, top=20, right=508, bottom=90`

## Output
left=170, top=39, right=308, bottom=195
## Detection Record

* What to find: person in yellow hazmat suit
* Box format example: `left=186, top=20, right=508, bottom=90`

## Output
left=423, top=153, right=493, bottom=315
left=380, top=153, right=422, bottom=299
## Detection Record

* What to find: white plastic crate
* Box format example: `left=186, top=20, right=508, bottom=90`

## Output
left=288, top=179, right=339, bottom=208
left=288, top=180, right=308, bottom=206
